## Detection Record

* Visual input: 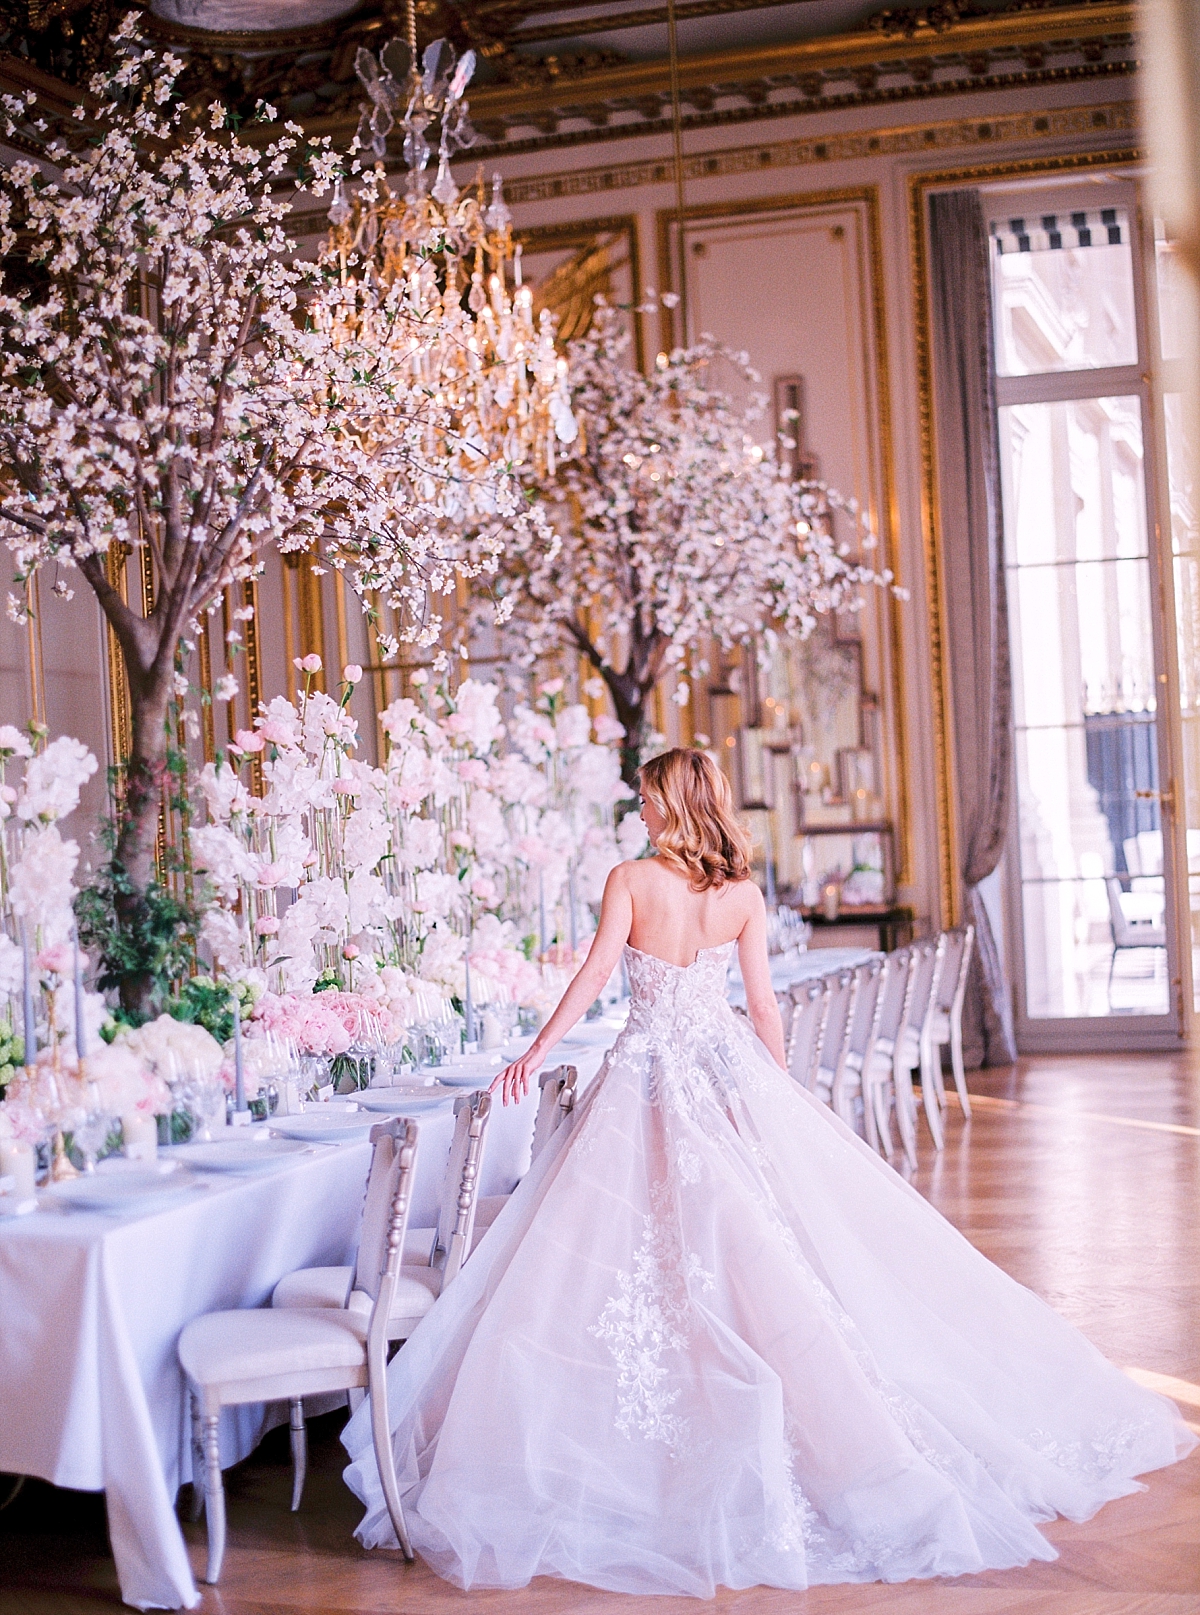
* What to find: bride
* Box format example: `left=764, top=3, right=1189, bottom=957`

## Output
left=343, top=747, right=1194, bottom=1595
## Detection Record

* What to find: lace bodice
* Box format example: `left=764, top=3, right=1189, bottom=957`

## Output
left=622, top=941, right=738, bottom=1037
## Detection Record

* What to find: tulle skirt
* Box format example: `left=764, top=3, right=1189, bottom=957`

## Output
left=341, top=1010, right=1194, bottom=1595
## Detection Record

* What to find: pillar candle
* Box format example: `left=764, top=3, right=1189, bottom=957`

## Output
left=0, top=1139, right=36, bottom=1202
left=122, top=1111, right=158, bottom=1163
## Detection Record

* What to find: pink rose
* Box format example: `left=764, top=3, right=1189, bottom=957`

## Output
left=294, top=654, right=323, bottom=674
left=343, top=664, right=363, bottom=684
left=256, top=720, right=296, bottom=748
left=255, top=916, right=280, bottom=936
left=231, top=729, right=264, bottom=754
left=36, top=941, right=74, bottom=974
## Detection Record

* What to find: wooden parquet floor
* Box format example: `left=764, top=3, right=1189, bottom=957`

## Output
left=3, top=1053, right=1199, bottom=1615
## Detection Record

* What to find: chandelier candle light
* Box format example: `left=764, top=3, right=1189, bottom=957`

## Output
left=324, top=13, right=578, bottom=485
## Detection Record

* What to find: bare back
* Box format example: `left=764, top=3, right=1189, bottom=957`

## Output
left=624, top=856, right=760, bottom=967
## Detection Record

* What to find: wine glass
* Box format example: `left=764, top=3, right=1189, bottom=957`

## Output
left=73, top=1096, right=114, bottom=1174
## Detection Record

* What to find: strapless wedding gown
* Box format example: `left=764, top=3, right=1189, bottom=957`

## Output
left=342, top=942, right=1194, bottom=1595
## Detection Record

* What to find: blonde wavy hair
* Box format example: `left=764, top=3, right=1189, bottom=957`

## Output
left=637, top=748, right=754, bottom=892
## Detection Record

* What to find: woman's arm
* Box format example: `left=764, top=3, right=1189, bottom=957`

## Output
left=492, top=864, right=633, bottom=1105
left=736, top=886, right=787, bottom=1070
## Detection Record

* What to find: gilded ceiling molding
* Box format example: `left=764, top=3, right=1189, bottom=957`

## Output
left=496, top=98, right=1138, bottom=206
left=467, top=60, right=1136, bottom=160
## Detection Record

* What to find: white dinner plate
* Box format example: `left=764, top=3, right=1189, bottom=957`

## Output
left=43, top=1169, right=203, bottom=1211
left=268, top=1112, right=376, bottom=1144
left=173, top=1137, right=312, bottom=1171
left=358, top=1086, right=457, bottom=1113
left=432, top=1065, right=498, bottom=1088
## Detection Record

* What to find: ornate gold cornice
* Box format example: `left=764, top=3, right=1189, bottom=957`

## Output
left=472, top=0, right=1134, bottom=117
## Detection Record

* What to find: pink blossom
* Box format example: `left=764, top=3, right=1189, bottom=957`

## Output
left=295, top=654, right=323, bottom=674
left=256, top=719, right=297, bottom=748
left=255, top=915, right=280, bottom=936
left=343, top=664, right=363, bottom=684
left=231, top=729, right=264, bottom=753
left=36, top=941, right=73, bottom=974
left=458, top=759, right=488, bottom=784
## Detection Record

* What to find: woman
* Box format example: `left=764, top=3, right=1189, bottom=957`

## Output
left=343, top=748, right=1193, bottom=1595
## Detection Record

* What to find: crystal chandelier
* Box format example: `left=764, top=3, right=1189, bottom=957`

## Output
left=323, top=1, right=577, bottom=477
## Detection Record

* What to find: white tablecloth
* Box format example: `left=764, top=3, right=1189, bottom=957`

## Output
left=726, top=945, right=875, bottom=1006
left=0, top=1036, right=615, bottom=1612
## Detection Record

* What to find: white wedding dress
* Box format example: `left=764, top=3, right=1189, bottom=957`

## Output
left=342, top=942, right=1195, bottom=1595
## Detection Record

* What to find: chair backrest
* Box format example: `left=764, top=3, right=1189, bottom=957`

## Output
left=873, top=947, right=913, bottom=1047
left=435, top=1089, right=492, bottom=1285
left=845, top=956, right=886, bottom=1060
left=1106, top=875, right=1135, bottom=944
left=934, top=926, right=975, bottom=1016
left=786, top=977, right=828, bottom=1090
left=902, top=936, right=941, bottom=1037
left=814, top=966, right=858, bottom=1078
left=530, top=1064, right=577, bottom=1163
left=355, top=1117, right=420, bottom=1305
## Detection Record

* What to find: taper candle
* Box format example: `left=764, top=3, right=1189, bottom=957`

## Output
left=463, top=945, right=475, bottom=1046
left=232, top=993, right=246, bottom=1112
left=72, top=924, right=87, bottom=1063
left=21, top=922, right=35, bottom=1070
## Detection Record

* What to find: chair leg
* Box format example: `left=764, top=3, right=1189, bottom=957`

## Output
left=892, top=1059, right=922, bottom=1167
left=861, top=1076, right=881, bottom=1152
left=202, top=1413, right=227, bottom=1585
left=873, top=1081, right=894, bottom=1160
left=187, top=1393, right=205, bottom=1523
left=368, top=1350, right=414, bottom=1562
left=924, top=1041, right=948, bottom=1114
left=949, top=1020, right=972, bottom=1118
left=289, top=1398, right=307, bottom=1513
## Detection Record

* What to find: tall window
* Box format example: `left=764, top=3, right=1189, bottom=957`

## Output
left=990, top=188, right=1175, bottom=1031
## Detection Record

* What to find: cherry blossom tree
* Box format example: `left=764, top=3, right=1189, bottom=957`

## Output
left=0, top=22, right=533, bottom=1014
left=477, top=302, right=890, bottom=784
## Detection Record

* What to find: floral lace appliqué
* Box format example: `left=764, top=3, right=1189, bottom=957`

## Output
left=1026, top=1420, right=1142, bottom=1480
left=589, top=1184, right=714, bottom=1454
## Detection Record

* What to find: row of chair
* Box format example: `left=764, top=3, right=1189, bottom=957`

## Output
left=177, top=1064, right=577, bottom=1585
left=779, top=926, right=976, bottom=1170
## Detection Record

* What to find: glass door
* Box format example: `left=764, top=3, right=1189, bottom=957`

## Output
left=1151, top=221, right=1200, bottom=1017
left=989, top=185, right=1184, bottom=1047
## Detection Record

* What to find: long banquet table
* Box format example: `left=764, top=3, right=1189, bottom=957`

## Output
left=0, top=946, right=874, bottom=1609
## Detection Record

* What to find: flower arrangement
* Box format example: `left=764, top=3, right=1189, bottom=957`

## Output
left=182, top=657, right=637, bottom=1059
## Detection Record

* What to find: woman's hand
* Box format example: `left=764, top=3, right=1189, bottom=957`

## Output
left=490, top=1045, right=544, bottom=1107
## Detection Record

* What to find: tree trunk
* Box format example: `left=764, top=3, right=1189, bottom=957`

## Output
left=112, top=666, right=174, bottom=1019
left=603, top=669, right=649, bottom=788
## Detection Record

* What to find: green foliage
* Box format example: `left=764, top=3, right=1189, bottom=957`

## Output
left=0, top=1019, right=25, bottom=1092
left=75, top=842, right=202, bottom=1027
left=167, top=975, right=256, bottom=1046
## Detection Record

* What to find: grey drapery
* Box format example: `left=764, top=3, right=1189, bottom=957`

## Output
left=928, top=190, right=1017, bottom=1067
